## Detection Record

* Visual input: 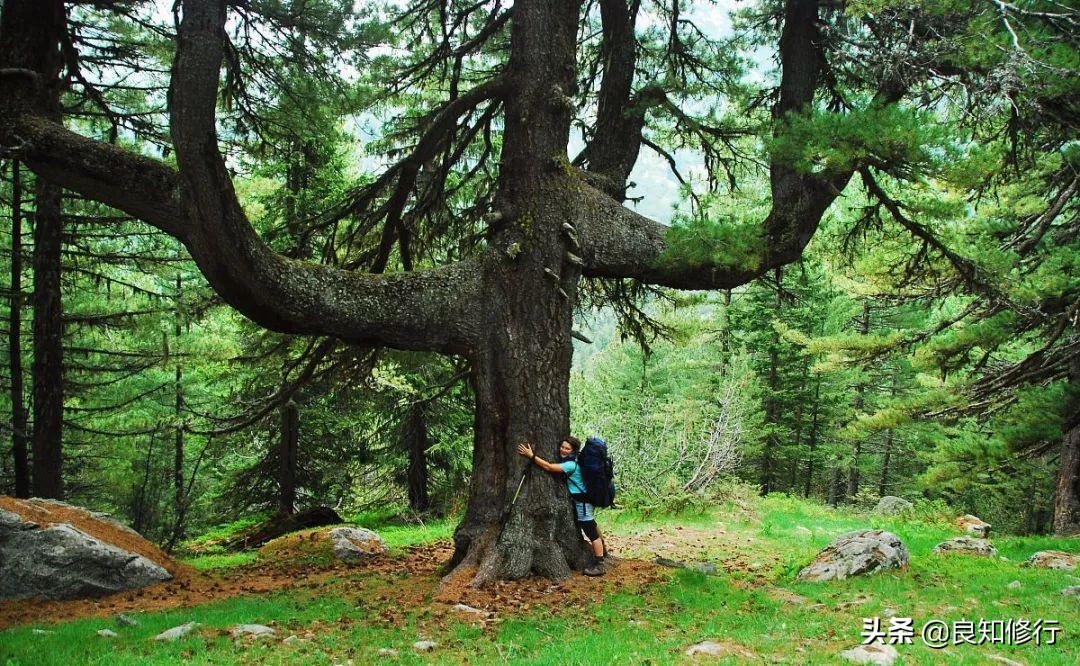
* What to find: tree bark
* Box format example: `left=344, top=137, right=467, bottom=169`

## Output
left=31, top=177, right=64, bottom=500
left=14, top=0, right=67, bottom=500
left=403, top=402, right=430, bottom=513
left=828, top=465, right=841, bottom=507
left=9, top=160, right=30, bottom=497
left=1053, top=352, right=1080, bottom=535
left=804, top=375, right=820, bottom=498
left=846, top=300, right=871, bottom=500
left=279, top=399, right=299, bottom=515
left=761, top=269, right=782, bottom=495
left=171, top=272, right=186, bottom=543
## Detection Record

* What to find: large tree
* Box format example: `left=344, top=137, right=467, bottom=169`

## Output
left=3, top=0, right=1032, bottom=581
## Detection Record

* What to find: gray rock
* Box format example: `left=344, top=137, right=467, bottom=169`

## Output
left=31, top=629, right=54, bottom=635
left=115, top=613, right=138, bottom=627
left=231, top=624, right=276, bottom=638
left=1024, top=551, right=1078, bottom=570
left=932, top=537, right=997, bottom=557
left=797, top=530, right=909, bottom=582
left=873, top=497, right=913, bottom=515
left=839, top=642, right=898, bottom=665
left=0, top=508, right=170, bottom=601
left=684, top=641, right=757, bottom=659
left=377, top=648, right=398, bottom=656
left=653, top=556, right=719, bottom=575
left=451, top=603, right=484, bottom=615
left=154, top=622, right=197, bottom=641
left=413, top=640, right=437, bottom=651
left=1062, top=586, right=1080, bottom=598
left=283, top=635, right=301, bottom=644
left=882, top=608, right=898, bottom=618
left=1006, top=580, right=1021, bottom=590
left=330, top=527, right=388, bottom=563
left=96, top=629, right=118, bottom=638
left=955, top=515, right=991, bottom=538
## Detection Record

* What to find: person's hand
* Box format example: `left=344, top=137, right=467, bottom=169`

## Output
left=517, top=443, right=534, bottom=459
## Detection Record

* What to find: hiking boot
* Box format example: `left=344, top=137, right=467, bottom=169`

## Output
left=582, top=565, right=605, bottom=577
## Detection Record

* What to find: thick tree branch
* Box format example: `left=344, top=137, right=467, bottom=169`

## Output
left=1, top=0, right=486, bottom=354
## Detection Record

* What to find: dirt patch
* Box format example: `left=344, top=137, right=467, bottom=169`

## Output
left=0, top=520, right=743, bottom=631
left=0, top=497, right=186, bottom=577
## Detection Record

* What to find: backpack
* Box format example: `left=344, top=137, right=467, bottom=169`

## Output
left=577, top=436, right=616, bottom=508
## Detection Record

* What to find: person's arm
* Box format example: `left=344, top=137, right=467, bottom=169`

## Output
left=516, top=442, right=564, bottom=474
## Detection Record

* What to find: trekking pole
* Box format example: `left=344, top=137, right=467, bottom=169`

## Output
left=504, top=463, right=532, bottom=522
left=510, top=463, right=531, bottom=507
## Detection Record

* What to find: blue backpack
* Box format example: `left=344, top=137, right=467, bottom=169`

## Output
left=578, top=436, right=616, bottom=508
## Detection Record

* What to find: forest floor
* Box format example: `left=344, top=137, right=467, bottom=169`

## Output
left=1, top=494, right=1078, bottom=664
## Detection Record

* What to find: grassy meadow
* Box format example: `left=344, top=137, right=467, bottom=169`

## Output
left=2, top=494, right=1076, bottom=665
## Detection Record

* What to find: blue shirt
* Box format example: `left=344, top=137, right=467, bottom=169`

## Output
left=559, top=459, right=587, bottom=495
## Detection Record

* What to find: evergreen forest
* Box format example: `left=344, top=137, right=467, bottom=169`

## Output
left=1, top=0, right=1077, bottom=578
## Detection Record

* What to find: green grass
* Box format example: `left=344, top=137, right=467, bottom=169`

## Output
left=182, top=551, right=259, bottom=571
left=5, top=495, right=1078, bottom=665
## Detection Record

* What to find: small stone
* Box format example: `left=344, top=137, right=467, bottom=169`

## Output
left=451, top=603, right=484, bottom=615
left=31, top=629, right=54, bottom=635
left=932, top=537, right=997, bottom=557
left=693, top=562, right=718, bottom=575
left=1024, top=551, right=1079, bottom=570
left=798, top=530, right=909, bottom=582
left=873, top=497, right=913, bottom=515
left=153, top=622, right=197, bottom=641
left=413, top=640, right=437, bottom=651
left=231, top=624, right=276, bottom=638
left=767, top=587, right=809, bottom=605
left=685, top=640, right=756, bottom=659
left=882, top=608, right=898, bottom=617
left=330, top=527, right=388, bottom=563
left=96, top=629, right=118, bottom=638
left=377, top=648, right=398, bottom=656
left=1006, top=580, right=1021, bottom=590
left=748, top=562, right=764, bottom=571
left=283, top=635, right=301, bottom=644
left=839, top=642, right=898, bottom=665
left=985, top=655, right=1025, bottom=666
left=1061, top=586, right=1080, bottom=598
left=115, top=613, right=138, bottom=627
left=955, top=514, right=991, bottom=537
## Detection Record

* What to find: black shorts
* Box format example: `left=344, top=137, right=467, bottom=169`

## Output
left=577, top=519, right=600, bottom=542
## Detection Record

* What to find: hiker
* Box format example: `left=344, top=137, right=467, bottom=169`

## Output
left=517, top=436, right=606, bottom=576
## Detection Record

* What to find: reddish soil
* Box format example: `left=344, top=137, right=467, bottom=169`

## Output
left=0, top=532, right=674, bottom=631
left=3, top=503, right=758, bottom=631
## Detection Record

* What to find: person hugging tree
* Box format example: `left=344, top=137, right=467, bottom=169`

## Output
left=517, top=436, right=606, bottom=577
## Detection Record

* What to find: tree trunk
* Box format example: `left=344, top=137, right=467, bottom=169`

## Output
left=447, top=207, right=591, bottom=585
left=828, top=465, right=840, bottom=507
left=804, top=375, right=820, bottom=498
left=31, top=176, right=64, bottom=499
left=719, top=289, right=731, bottom=376
left=279, top=399, right=299, bottom=515
left=878, top=429, right=893, bottom=497
left=1053, top=353, right=1080, bottom=535
left=9, top=160, right=30, bottom=497
left=846, top=299, right=871, bottom=500
left=171, top=272, right=186, bottom=544
left=761, top=269, right=782, bottom=495
left=404, top=402, right=430, bottom=513
left=23, top=0, right=66, bottom=500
